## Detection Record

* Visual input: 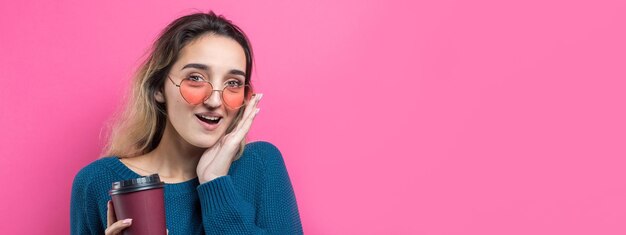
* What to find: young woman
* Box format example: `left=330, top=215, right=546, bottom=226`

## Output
left=70, top=12, right=303, bottom=234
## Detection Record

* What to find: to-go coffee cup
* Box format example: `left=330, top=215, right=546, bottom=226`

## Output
left=109, top=174, right=166, bottom=235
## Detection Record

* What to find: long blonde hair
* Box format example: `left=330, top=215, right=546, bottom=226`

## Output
left=102, top=12, right=254, bottom=160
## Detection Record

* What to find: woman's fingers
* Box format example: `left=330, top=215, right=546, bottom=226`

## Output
left=236, top=107, right=260, bottom=139
left=107, top=200, right=115, bottom=227
left=106, top=200, right=132, bottom=235
left=231, top=94, right=262, bottom=139
left=237, top=94, right=261, bottom=136
left=232, top=93, right=261, bottom=133
left=105, top=219, right=132, bottom=235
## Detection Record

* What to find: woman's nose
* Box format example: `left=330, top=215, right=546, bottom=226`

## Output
left=203, top=90, right=223, bottom=108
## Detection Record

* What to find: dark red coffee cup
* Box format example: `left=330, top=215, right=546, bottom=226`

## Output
left=109, top=174, right=166, bottom=235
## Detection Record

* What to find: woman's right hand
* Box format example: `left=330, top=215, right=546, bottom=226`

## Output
left=105, top=200, right=132, bottom=235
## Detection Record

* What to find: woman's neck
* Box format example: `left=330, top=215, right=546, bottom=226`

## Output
left=141, top=121, right=205, bottom=182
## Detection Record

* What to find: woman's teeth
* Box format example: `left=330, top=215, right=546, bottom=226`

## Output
left=200, top=115, right=219, bottom=121
left=197, top=114, right=221, bottom=124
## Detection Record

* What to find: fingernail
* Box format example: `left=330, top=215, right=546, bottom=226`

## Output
left=123, top=219, right=133, bottom=224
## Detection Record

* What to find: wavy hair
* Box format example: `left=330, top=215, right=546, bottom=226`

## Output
left=102, top=11, right=254, bottom=160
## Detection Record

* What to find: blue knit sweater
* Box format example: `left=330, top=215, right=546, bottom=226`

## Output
left=70, top=141, right=303, bottom=234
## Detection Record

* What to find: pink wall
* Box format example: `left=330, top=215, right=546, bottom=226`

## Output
left=1, top=0, right=625, bottom=234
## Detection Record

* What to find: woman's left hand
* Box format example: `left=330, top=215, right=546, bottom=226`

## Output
left=196, top=93, right=262, bottom=184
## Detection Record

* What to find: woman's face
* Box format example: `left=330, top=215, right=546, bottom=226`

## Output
left=157, top=34, right=247, bottom=148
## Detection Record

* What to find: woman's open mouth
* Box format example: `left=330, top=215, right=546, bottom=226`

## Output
left=195, top=113, right=222, bottom=131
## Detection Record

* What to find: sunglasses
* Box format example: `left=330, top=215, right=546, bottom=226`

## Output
left=168, top=75, right=253, bottom=110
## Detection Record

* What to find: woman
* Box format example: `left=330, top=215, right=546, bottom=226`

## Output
left=70, top=11, right=303, bottom=234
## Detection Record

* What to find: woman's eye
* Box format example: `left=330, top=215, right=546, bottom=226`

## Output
left=226, top=80, right=243, bottom=87
left=187, top=75, right=205, bottom=82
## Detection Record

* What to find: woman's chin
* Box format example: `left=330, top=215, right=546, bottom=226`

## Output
left=187, top=135, right=220, bottom=149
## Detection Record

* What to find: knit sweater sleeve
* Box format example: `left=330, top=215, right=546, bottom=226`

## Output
left=196, top=141, right=303, bottom=234
left=70, top=166, right=105, bottom=235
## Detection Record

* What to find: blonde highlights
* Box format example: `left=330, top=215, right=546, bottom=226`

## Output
left=101, top=12, right=254, bottom=160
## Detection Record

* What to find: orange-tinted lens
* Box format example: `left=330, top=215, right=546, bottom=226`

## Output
left=223, top=86, right=246, bottom=109
left=180, top=80, right=211, bottom=105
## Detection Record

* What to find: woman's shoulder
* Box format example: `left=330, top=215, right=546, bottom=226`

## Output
left=72, top=156, right=120, bottom=192
left=74, top=156, right=118, bottom=178
left=243, top=141, right=287, bottom=168
left=245, top=141, right=281, bottom=154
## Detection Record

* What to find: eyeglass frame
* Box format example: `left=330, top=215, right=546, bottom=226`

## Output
left=167, top=75, right=252, bottom=110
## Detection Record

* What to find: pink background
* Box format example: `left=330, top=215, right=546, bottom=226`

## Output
left=1, top=0, right=625, bottom=234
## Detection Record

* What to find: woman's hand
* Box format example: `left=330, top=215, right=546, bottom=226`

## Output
left=105, top=200, right=132, bottom=235
left=105, top=201, right=169, bottom=235
left=197, top=93, right=262, bottom=184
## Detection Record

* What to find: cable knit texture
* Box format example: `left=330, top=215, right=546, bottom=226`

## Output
left=70, top=141, right=303, bottom=234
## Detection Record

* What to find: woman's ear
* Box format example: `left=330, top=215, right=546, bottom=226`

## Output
left=155, top=88, right=165, bottom=103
